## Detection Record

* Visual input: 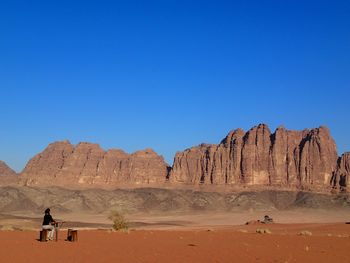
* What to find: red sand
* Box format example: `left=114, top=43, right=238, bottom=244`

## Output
left=1, top=223, right=350, bottom=263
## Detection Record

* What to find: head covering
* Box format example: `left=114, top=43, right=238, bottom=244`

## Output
left=45, top=208, right=50, bottom=214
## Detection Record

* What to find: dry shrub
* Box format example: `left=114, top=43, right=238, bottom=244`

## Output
left=108, top=210, right=129, bottom=231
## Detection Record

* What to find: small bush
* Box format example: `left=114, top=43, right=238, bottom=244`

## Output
left=108, top=210, right=129, bottom=231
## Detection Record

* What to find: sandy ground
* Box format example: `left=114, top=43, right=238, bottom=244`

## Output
left=0, top=223, right=349, bottom=263
left=1, top=210, right=350, bottom=262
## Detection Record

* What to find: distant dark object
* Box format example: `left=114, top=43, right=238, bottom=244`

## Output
left=262, top=215, right=274, bottom=224
left=345, top=222, right=350, bottom=224
left=245, top=216, right=274, bottom=225
left=67, top=229, right=78, bottom=242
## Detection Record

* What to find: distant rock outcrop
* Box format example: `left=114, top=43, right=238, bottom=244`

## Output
left=333, top=152, right=350, bottom=190
left=20, top=141, right=169, bottom=186
left=0, top=160, right=18, bottom=185
left=170, top=124, right=339, bottom=189
left=17, top=124, right=349, bottom=190
left=0, top=161, right=17, bottom=177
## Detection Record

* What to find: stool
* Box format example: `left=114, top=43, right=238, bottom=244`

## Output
left=39, top=229, right=48, bottom=242
left=67, top=229, right=78, bottom=242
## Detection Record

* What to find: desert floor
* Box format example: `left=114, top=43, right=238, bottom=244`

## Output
left=1, top=209, right=350, bottom=262
left=0, top=222, right=350, bottom=263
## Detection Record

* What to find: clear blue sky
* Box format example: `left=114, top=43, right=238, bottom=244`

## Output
left=0, top=0, right=349, bottom=172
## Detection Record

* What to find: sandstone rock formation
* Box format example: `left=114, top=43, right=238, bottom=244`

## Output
left=21, top=141, right=169, bottom=186
left=17, top=124, right=349, bottom=190
left=170, top=124, right=339, bottom=189
left=332, top=152, right=350, bottom=190
left=0, top=160, right=18, bottom=185
left=0, top=161, right=17, bottom=177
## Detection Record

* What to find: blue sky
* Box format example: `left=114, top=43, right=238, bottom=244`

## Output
left=0, top=0, right=349, bottom=172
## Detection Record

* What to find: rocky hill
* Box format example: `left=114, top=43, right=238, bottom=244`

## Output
left=21, top=141, right=169, bottom=186
left=0, top=186, right=349, bottom=215
left=0, top=161, right=18, bottom=185
left=2, top=124, right=348, bottom=191
left=0, top=161, right=16, bottom=177
left=171, top=124, right=343, bottom=190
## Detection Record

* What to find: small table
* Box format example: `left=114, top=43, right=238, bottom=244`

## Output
left=53, top=221, right=65, bottom=242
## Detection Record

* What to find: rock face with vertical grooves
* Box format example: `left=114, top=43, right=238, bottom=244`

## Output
left=170, top=124, right=339, bottom=189
left=14, top=124, right=349, bottom=190
left=333, top=152, right=350, bottom=189
left=20, top=141, right=169, bottom=186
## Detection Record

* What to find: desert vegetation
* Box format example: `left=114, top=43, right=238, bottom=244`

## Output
left=108, top=210, right=129, bottom=231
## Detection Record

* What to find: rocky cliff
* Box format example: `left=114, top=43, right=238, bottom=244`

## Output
left=170, top=124, right=339, bottom=189
left=332, top=152, right=350, bottom=190
left=15, top=124, right=350, bottom=190
left=20, top=141, right=169, bottom=186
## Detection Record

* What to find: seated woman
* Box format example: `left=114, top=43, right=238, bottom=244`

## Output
left=42, top=208, right=56, bottom=241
